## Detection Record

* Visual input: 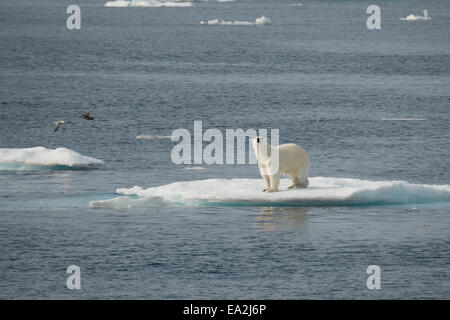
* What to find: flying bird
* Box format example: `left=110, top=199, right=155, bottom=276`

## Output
left=54, top=120, right=65, bottom=132
left=80, top=109, right=94, bottom=120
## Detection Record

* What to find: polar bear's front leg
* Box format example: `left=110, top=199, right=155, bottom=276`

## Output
left=266, top=174, right=279, bottom=192
left=262, top=175, right=271, bottom=192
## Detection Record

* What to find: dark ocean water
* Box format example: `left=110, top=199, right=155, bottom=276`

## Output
left=0, top=0, right=449, bottom=299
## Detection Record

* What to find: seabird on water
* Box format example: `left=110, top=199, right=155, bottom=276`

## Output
left=54, top=120, right=65, bottom=132
left=80, top=109, right=94, bottom=120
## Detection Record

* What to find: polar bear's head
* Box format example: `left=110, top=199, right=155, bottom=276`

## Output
left=252, top=137, right=271, bottom=162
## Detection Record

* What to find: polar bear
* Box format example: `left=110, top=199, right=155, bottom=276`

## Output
left=252, top=137, right=310, bottom=192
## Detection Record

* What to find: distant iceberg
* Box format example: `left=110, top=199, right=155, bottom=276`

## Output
left=0, top=147, right=104, bottom=170
left=200, top=16, right=271, bottom=26
left=400, top=10, right=431, bottom=21
left=105, top=1, right=130, bottom=7
left=129, top=0, right=192, bottom=7
left=184, top=166, right=206, bottom=170
left=89, top=177, right=450, bottom=209
left=105, top=0, right=192, bottom=7
left=201, top=19, right=252, bottom=26
left=255, top=16, right=271, bottom=25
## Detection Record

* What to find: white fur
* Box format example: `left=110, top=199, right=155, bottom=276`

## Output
left=252, top=137, right=310, bottom=192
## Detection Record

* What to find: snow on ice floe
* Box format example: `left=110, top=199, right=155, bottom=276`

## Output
left=200, top=16, right=271, bottom=26
left=89, top=177, right=450, bottom=209
left=0, top=147, right=104, bottom=170
left=105, top=0, right=192, bottom=8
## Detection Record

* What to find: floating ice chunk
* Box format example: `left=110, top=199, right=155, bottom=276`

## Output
left=89, top=177, right=450, bottom=209
left=400, top=10, right=431, bottom=21
left=401, top=14, right=419, bottom=21
left=130, top=0, right=192, bottom=7
left=255, top=16, right=271, bottom=25
left=89, top=195, right=169, bottom=209
left=105, top=0, right=192, bottom=7
left=0, top=147, right=104, bottom=170
left=200, top=16, right=271, bottom=26
left=105, top=1, right=131, bottom=7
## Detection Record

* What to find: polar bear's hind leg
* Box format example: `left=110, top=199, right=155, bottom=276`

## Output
left=287, top=173, right=309, bottom=189
left=297, top=175, right=309, bottom=188
left=287, top=174, right=301, bottom=189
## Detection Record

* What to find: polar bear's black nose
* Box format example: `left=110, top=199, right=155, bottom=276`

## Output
left=256, top=137, right=260, bottom=143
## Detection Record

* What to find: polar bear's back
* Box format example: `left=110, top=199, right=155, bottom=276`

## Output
left=277, top=143, right=310, bottom=175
